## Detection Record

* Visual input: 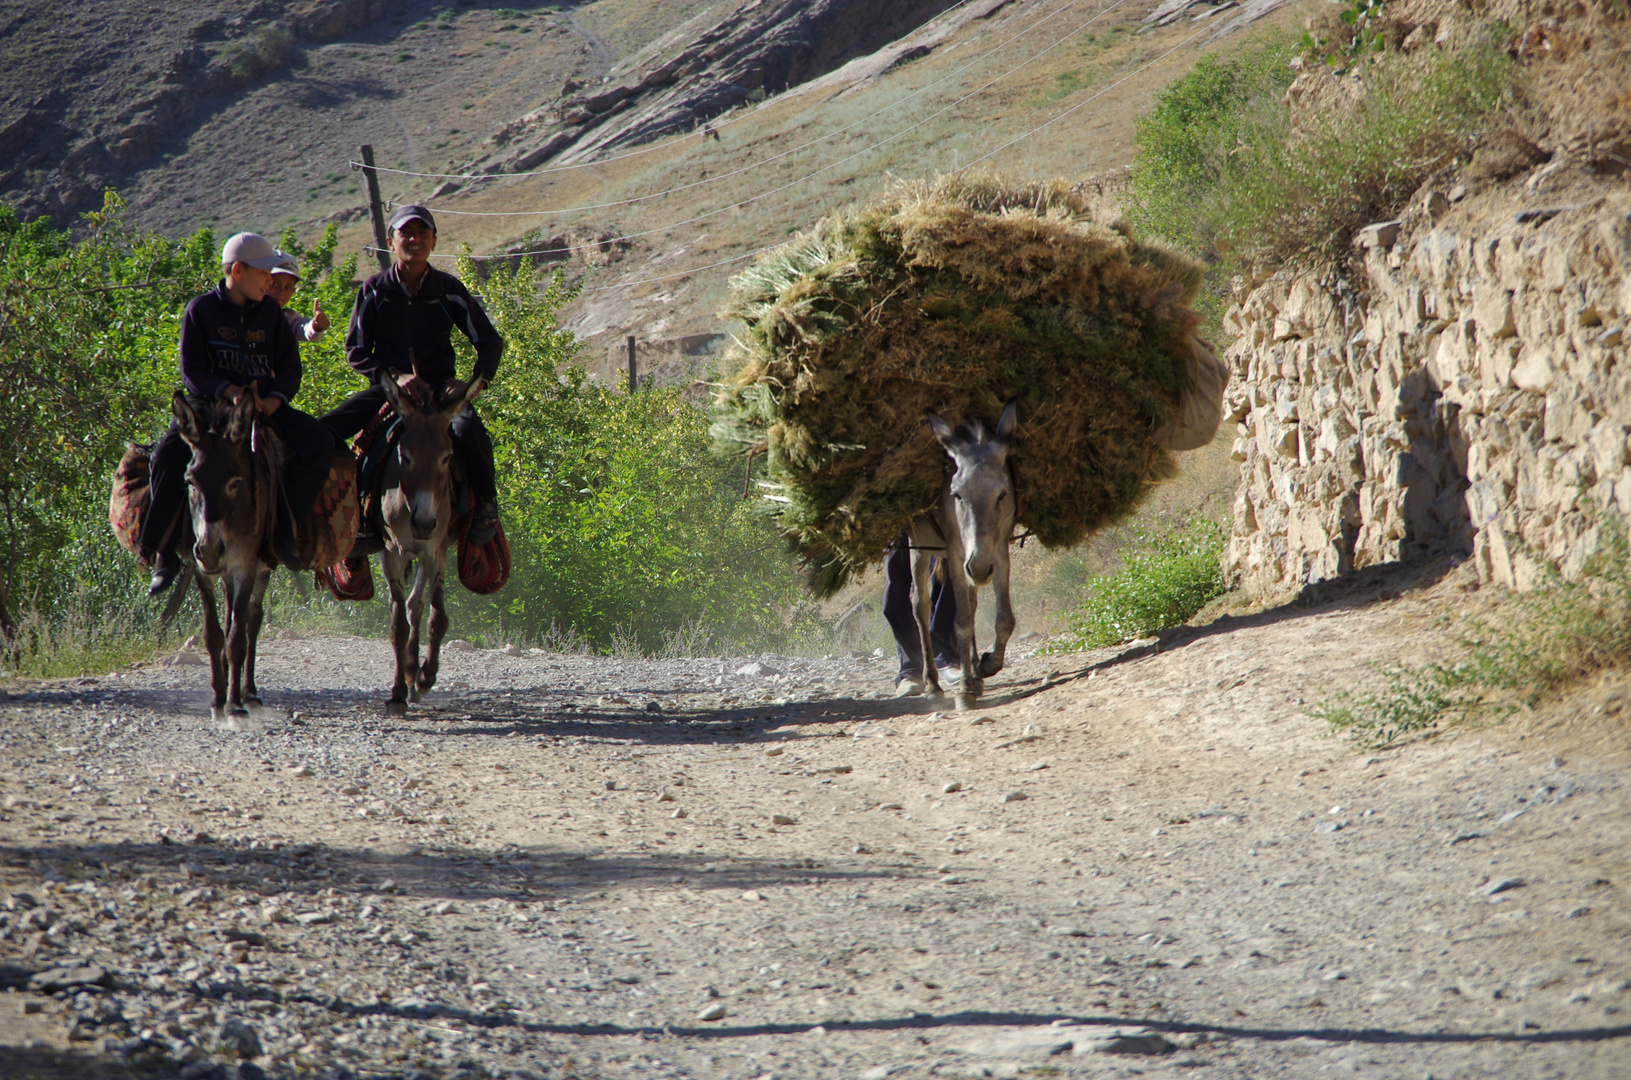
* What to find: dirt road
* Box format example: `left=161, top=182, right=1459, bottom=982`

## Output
left=3, top=559, right=1630, bottom=1079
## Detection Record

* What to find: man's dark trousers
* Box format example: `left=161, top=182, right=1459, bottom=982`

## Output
left=322, top=385, right=497, bottom=503
left=882, top=533, right=959, bottom=680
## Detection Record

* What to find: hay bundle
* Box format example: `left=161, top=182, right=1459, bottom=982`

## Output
left=712, top=173, right=1207, bottom=596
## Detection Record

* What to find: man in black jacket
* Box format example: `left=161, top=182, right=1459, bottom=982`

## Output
left=139, top=232, right=334, bottom=594
left=323, top=205, right=505, bottom=543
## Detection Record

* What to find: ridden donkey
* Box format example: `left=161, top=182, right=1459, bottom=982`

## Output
left=376, top=377, right=483, bottom=715
left=173, top=389, right=275, bottom=720
left=906, top=401, right=1020, bottom=711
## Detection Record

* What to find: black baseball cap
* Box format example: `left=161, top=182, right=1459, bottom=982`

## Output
left=388, top=204, right=437, bottom=234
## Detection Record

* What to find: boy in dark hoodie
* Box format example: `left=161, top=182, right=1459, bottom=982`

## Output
left=324, top=204, right=505, bottom=544
left=139, top=232, right=334, bottom=594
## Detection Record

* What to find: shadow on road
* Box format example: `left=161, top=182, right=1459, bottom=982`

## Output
left=0, top=836, right=898, bottom=905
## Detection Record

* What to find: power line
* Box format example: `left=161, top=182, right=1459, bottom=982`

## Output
left=390, top=0, right=1099, bottom=220
left=349, top=0, right=996, bottom=184
left=394, top=0, right=1131, bottom=264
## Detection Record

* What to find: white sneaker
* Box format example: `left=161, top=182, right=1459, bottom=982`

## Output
left=893, top=678, right=923, bottom=698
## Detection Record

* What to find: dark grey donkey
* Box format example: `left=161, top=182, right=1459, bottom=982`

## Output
left=904, top=400, right=1019, bottom=711
left=173, top=389, right=275, bottom=721
left=376, top=377, right=483, bottom=715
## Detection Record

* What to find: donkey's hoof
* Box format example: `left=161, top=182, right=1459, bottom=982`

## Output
left=977, top=652, right=1004, bottom=678
left=409, top=688, right=422, bottom=704
left=209, top=706, right=228, bottom=723
left=386, top=699, right=409, bottom=717
left=953, top=693, right=977, bottom=712
left=244, top=697, right=264, bottom=713
left=228, top=705, right=250, bottom=718
left=416, top=672, right=437, bottom=693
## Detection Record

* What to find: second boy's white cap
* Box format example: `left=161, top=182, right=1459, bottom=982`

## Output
left=220, top=232, right=282, bottom=270
left=270, top=250, right=300, bottom=278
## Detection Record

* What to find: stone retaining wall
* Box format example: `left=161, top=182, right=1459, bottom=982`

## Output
left=1223, top=187, right=1631, bottom=596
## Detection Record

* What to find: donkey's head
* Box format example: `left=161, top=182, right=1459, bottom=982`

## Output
left=175, top=389, right=261, bottom=574
left=926, top=400, right=1018, bottom=588
left=381, top=378, right=480, bottom=543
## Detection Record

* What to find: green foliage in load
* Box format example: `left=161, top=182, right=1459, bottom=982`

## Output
left=713, top=173, right=1207, bottom=597
left=1044, top=515, right=1228, bottom=651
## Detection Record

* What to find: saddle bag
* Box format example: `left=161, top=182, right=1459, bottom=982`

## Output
left=109, top=442, right=154, bottom=563
left=457, top=514, right=511, bottom=596
left=1152, top=335, right=1230, bottom=452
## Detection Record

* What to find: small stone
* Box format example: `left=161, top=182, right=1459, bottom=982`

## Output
left=1001, top=791, right=1028, bottom=803
left=1565, top=906, right=1591, bottom=919
left=740, top=890, right=764, bottom=902
left=644, top=700, right=662, bottom=713
left=697, top=1003, right=727, bottom=1021
left=433, top=901, right=457, bottom=915
left=294, top=911, right=333, bottom=926
left=657, top=792, right=676, bottom=803
left=286, top=765, right=313, bottom=778
left=1322, top=969, right=1347, bottom=982
left=1315, top=820, right=1343, bottom=834
left=735, top=662, right=778, bottom=677
left=1483, top=877, right=1525, bottom=897
left=671, top=808, right=687, bottom=819
left=1074, top=1030, right=1175, bottom=1056
left=218, top=1017, right=262, bottom=1059
left=771, top=814, right=796, bottom=826
left=500, top=644, right=523, bottom=657
left=446, top=639, right=475, bottom=652
left=942, top=781, right=963, bottom=793
left=28, top=965, right=109, bottom=993
left=860, top=1067, right=896, bottom=1080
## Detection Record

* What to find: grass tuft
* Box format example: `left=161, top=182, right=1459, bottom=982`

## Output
left=1314, top=520, right=1631, bottom=749
left=1043, top=515, right=1227, bottom=652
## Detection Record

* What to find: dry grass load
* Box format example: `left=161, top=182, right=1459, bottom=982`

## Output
left=712, top=173, right=1207, bottom=596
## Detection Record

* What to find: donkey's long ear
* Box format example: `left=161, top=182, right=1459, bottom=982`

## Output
left=995, top=399, right=1019, bottom=445
left=226, top=388, right=257, bottom=444
left=439, top=377, right=484, bottom=424
left=926, top=410, right=959, bottom=452
left=174, top=390, right=204, bottom=446
left=380, top=373, right=407, bottom=416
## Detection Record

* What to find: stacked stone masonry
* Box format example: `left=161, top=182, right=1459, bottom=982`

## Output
left=1223, top=192, right=1631, bottom=597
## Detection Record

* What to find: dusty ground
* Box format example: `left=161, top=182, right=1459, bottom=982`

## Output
left=4, top=559, right=1631, bottom=1080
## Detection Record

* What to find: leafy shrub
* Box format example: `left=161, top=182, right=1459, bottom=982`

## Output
left=1045, top=516, right=1228, bottom=651
left=1129, top=26, right=1518, bottom=264
left=441, top=250, right=805, bottom=654
left=1315, top=519, right=1631, bottom=749
left=221, top=26, right=295, bottom=83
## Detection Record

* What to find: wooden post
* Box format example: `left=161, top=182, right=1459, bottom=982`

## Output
left=627, top=335, right=638, bottom=394
left=358, top=144, right=391, bottom=273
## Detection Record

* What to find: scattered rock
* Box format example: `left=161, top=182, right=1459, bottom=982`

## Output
left=446, top=639, right=476, bottom=652
left=942, top=781, right=963, bottom=793
left=1001, top=791, right=1028, bottom=803
left=217, top=1017, right=262, bottom=1059
left=1483, top=877, right=1526, bottom=897
left=960, top=1027, right=1076, bottom=1056
left=697, top=1002, right=727, bottom=1021
left=28, top=965, right=109, bottom=992
left=500, top=644, right=523, bottom=657
left=735, top=661, right=778, bottom=677
left=1074, top=1029, right=1175, bottom=1056
left=771, top=814, right=796, bottom=826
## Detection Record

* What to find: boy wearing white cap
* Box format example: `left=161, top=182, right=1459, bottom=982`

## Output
left=139, top=232, right=335, bottom=594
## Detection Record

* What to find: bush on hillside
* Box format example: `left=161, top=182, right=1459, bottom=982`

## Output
left=1130, top=27, right=1518, bottom=264
left=1044, top=515, right=1228, bottom=651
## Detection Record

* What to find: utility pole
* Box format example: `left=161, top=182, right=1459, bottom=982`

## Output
left=358, top=145, right=391, bottom=273
left=627, top=335, right=638, bottom=394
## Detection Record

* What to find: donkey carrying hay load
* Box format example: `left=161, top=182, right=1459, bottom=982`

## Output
left=712, top=172, right=1222, bottom=597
